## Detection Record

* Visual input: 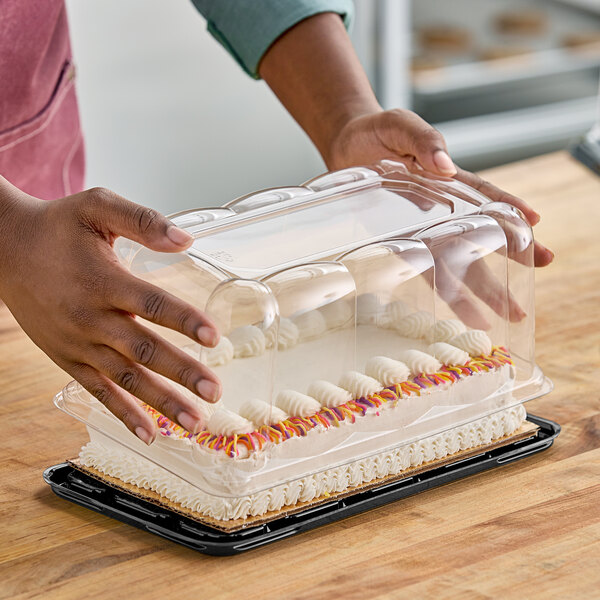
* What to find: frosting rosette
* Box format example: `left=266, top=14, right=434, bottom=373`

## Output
left=450, top=330, right=493, bottom=357
left=202, top=336, right=234, bottom=367
left=307, top=380, right=352, bottom=408
left=394, top=311, right=434, bottom=339
left=398, top=349, right=442, bottom=375
left=229, top=325, right=266, bottom=358
left=426, top=342, right=470, bottom=366
left=365, top=356, right=410, bottom=386
left=265, top=317, right=300, bottom=351
left=383, top=300, right=411, bottom=328
left=207, top=409, right=255, bottom=436
left=276, top=389, right=321, bottom=417
left=239, top=399, right=288, bottom=427
left=426, top=318, right=467, bottom=343
left=339, top=370, right=382, bottom=399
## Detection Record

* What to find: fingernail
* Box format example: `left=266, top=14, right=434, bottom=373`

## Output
left=166, top=225, right=193, bottom=246
left=530, top=212, right=541, bottom=226
left=177, top=411, right=202, bottom=433
left=539, top=242, right=554, bottom=259
left=135, top=426, right=155, bottom=445
left=197, top=379, right=221, bottom=403
left=433, top=150, right=457, bottom=175
left=197, top=325, right=218, bottom=347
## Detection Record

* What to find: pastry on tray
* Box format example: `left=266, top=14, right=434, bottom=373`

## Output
left=494, top=10, right=548, bottom=36
left=55, top=161, right=551, bottom=529
left=418, top=25, right=472, bottom=53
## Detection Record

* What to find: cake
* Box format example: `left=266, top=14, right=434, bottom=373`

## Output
left=76, top=304, right=525, bottom=523
left=56, top=160, right=545, bottom=529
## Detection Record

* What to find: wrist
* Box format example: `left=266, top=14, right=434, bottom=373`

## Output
left=0, top=178, right=44, bottom=297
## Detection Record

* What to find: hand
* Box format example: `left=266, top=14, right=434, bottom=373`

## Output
left=0, top=179, right=222, bottom=444
left=327, top=109, right=554, bottom=267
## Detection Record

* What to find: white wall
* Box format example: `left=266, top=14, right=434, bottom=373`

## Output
left=66, top=0, right=325, bottom=215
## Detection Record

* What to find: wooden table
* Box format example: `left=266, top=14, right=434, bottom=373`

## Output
left=1, top=152, right=599, bottom=599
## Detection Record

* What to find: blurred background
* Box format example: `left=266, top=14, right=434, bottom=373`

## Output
left=66, top=0, right=600, bottom=215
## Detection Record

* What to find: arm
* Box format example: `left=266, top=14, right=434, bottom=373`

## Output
left=0, top=178, right=221, bottom=443
left=258, top=12, right=553, bottom=267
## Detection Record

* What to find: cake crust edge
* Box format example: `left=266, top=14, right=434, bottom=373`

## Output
left=69, top=419, right=538, bottom=533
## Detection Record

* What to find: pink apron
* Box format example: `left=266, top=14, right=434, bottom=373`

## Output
left=0, top=0, right=84, bottom=200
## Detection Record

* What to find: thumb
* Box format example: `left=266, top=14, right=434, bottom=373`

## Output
left=77, top=187, right=192, bottom=252
left=380, top=110, right=457, bottom=177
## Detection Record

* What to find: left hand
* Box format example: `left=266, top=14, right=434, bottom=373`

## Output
left=327, top=109, right=554, bottom=267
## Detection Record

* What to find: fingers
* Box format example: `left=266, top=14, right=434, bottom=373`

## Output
left=71, top=363, right=157, bottom=444
left=379, top=110, right=457, bottom=177
left=453, top=168, right=554, bottom=266
left=103, top=314, right=221, bottom=403
left=454, top=168, right=539, bottom=226
left=465, top=259, right=526, bottom=323
left=534, top=240, right=554, bottom=267
left=74, top=187, right=193, bottom=252
left=84, top=346, right=211, bottom=434
left=108, top=272, right=219, bottom=348
left=434, top=260, right=491, bottom=330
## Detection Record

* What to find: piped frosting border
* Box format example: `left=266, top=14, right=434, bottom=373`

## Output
left=144, top=346, right=513, bottom=458
left=80, top=403, right=527, bottom=521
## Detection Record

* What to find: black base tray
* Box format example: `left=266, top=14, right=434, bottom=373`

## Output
left=44, top=414, right=560, bottom=556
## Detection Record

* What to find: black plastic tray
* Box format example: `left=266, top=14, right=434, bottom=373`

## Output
left=44, top=413, right=559, bottom=556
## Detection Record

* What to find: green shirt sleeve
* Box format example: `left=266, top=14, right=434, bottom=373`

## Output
left=190, top=0, right=354, bottom=79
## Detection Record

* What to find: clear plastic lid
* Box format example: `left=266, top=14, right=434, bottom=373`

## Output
left=55, top=160, right=552, bottom=498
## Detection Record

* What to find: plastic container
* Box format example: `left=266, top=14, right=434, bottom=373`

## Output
left=54, top=160, right=553, bottom=511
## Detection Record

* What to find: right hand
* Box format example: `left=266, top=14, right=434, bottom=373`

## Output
left=0, top=178, right=222, bottom=444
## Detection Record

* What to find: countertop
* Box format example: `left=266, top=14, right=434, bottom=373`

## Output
left=1, top=152, right=599, bottom=599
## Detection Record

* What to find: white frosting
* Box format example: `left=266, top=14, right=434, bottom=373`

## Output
left=426, top=342, right=470, bottom=366
left=394, top=311, right=434, bottom=339
left=276, top=389, right=321, bottom=417
left=383, top=300, right=411, bottom=328
left=207, top=409, right=255, bottom=436
left=229, top=325, right=266, bottom=358
left=339, top=370, right=382, bottom=399
left=365, top=356, right=410, bottom=386
left=265, top=318, right=300, bottom=351
left=194, top=399, right=222, bottom=424
left=307, top=380, right=352, bottom=408
left=79, top=404, right=526, bottom=521
left=356, top=294, right=382, bottom=325
left=293, top=310, right=327, bottom=342
left=202, top=337, right=234, bottom=367
left=239, top=399, right=288, bottom=427
left=398, top=349, right=442, bottom=375
left=426, top=319, right=467, bottom=343
left=450, top=330, right=493, bottom=357
left=319, top=301, right=353, bottom=330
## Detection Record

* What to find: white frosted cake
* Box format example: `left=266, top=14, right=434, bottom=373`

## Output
left=76, top=305, right=524, bottom=522
left=58, top=162, right=548, bottom=527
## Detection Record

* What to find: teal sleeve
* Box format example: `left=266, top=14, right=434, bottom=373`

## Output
left=190, top=0, right=354, bottom=79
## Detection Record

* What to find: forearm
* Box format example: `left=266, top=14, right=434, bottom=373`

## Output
left=259, top=12, right=380, bottom=167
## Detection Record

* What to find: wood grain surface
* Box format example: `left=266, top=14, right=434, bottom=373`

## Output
left=1, top=152, right=599, bottom=599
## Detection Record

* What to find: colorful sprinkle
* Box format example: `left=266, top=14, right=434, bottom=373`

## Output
left=141, top=347, right=513, bottom=458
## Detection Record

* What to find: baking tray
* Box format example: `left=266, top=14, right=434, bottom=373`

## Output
left=43, top=413, right=560, bottom=556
